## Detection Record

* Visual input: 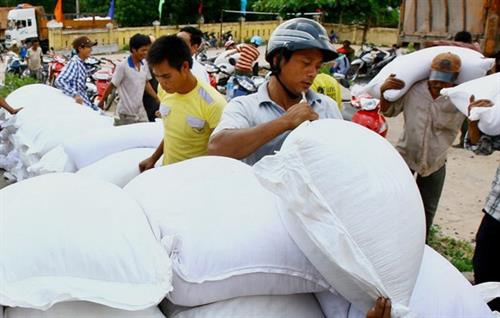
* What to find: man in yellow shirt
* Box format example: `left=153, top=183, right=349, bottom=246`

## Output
left=310, top=73, right=343, bottom=111
left=139, top=35, right=226, bottom=170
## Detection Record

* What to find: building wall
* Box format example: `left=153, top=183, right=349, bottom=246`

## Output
left=48, top=20, right=398, bottom=51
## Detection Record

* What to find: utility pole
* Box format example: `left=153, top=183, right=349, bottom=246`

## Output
left=76, top=0, right=80, bottom=17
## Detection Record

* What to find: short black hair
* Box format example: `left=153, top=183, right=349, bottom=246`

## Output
left=129, top=33, right=151, bottom=52
left=454, top=31, right=472, bottom=43
left=269, top=48, right=295, bottom=74
left=179, top=26, right=203, bottom=46
left=147, top=35, right=193, bottom=70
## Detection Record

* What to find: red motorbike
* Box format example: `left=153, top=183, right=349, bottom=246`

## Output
left=47, top=54, right=68, bottom=86
left=91, top=58, right=117, bottom=110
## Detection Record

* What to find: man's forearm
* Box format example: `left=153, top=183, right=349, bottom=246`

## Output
left=208, top=118, right=290, bottom=159
left=151, top=140, right=164, bottom=162
left=145, top=82, right=159, bottom=101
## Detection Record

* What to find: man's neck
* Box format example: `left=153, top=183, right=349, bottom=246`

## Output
left=267, top=77, right=302, bottom=110
left=177, top=73, right=198, bottom=95
left=131, top=54, right=142, bottom=66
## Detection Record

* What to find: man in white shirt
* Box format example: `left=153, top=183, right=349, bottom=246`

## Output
left=177, top=26, right=209, bottom=84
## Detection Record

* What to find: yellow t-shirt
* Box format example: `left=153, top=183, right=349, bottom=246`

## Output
left=158, top=80, right=226, bottom=165
left=311, top=73, right=343, bottom=111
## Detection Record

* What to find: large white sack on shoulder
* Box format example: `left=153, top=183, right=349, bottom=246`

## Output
left=0, top=173, right=172, bottom=310
left=77, top=148, right=156, bottom=188
left=27, top=145, right=76, bottom=177
left=164, top=294, right=325, bottom=318
left=441, top=73, right=500, bottom=136
left=4, top=302, right=165, bottom=318
left=360, top=46, right=494, bottom=101
left=65, top=121, right=163, bottom=169
left=253, top=120, right=425, bottom=317
left=124, top=156, right=329, bottom=307
left=409, top=246, right=494, bottom=318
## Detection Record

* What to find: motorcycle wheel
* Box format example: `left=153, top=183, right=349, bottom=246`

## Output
left=346, top=64, right=361, bottom=81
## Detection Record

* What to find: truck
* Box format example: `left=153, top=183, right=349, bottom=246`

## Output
left=4, top=3, right=112, bottom=51
left=0, top=7, right=15, bottom=43
left=398, top=0, right=499, bottom=58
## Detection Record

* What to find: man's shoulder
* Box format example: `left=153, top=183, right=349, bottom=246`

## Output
left=311, top=91, right=343, bottom=119
left=196, top=81, right=226, bottom=107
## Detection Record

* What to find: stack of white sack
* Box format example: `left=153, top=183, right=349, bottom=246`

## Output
left=442, top=72, right=500, bottom=136
left=28, top=121, right=163, bottom=184
left=4, top=302, right=166, bottom=318
left=76, top=147, right=159, bottom=188
left=0, top=84, right=112, bottom=181
left=160, top=294, right=326, bottom=318
left=352, top=46, right=495, bottom=101
left=316, top=245, right=496, bottom=317
left=124, top=156, right=331, bottom=307
left=253, top=119, right=426, bottom=317
left=0, top=174, right=173, bottom=311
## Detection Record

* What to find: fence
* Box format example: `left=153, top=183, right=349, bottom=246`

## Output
left=48, top=19, right=398, bottom=51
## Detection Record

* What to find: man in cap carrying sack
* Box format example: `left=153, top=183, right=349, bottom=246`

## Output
left=379, top=52, right=465, bottom=238
left=56, top=36, right=97, bottom=109
left=208, top=18, right=343, bottom=166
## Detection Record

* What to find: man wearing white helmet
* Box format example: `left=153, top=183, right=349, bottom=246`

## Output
left=208, top=18, right=343, bottom=165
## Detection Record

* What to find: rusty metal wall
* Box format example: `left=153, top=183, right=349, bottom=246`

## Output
left=400, top=0, right=486, bottom=37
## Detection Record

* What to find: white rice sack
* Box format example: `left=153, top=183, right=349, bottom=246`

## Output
left=409, top=246, right=494, bottom=318
left=5, top=84, right=75, bottom=111
left=441, top=72, right=500, bottom=136
left=359, top=46, right=494, bottom=101
left=164, top=294, right=325, bottom=318
left=124, top=156, right=328, bottom=307
left=64, top=122, right=163, bottom=170
left=4, top=303, right=165, bottom=318
left=318, top=246, right=494, bottom=318
left=77, top=148, right=156, bottom=188
left=7, top=105, right=112, bottom=159
left=0, top=173, right=172, bottom=310
left=26, top=146, right=76, bottom=177
left=253, top=120, right=425, bottom=317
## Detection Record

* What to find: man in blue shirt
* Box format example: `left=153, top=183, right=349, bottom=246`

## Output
left=56, top=36, right=97, bottom=109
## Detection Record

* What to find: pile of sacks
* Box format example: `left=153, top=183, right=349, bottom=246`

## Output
left=0, top=84, right=163, bottom=185
left=1, top=119, right=496, bottom=317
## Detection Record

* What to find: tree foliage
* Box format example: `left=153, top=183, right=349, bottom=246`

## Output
left=0, top=0, right=399, bottom=27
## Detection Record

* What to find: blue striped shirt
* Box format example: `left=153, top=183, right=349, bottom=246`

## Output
left=55, top=55, right=93, bottom=108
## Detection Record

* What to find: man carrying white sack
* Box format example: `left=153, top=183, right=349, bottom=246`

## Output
left=465, top=96, right=500, bottom=312
left=208, top=18, right=343, bottom=165
left=379, top=52, right=466, bottom=239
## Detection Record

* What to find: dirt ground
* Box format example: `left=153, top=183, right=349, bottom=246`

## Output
left=385, top=116, right=500, bottom=243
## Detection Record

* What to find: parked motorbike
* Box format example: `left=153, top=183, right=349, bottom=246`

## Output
left=5, top=53, right=28, bottom=77
left=47, top=54, right=68, bottom=86
left=346, top=44, right=397, bottom=81
left=91, top=58, right=117, bottom=110
left=350, top=94, right=388, bottom=137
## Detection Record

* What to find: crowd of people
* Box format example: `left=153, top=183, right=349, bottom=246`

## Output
left=1, top=18, right=498, bottom=313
